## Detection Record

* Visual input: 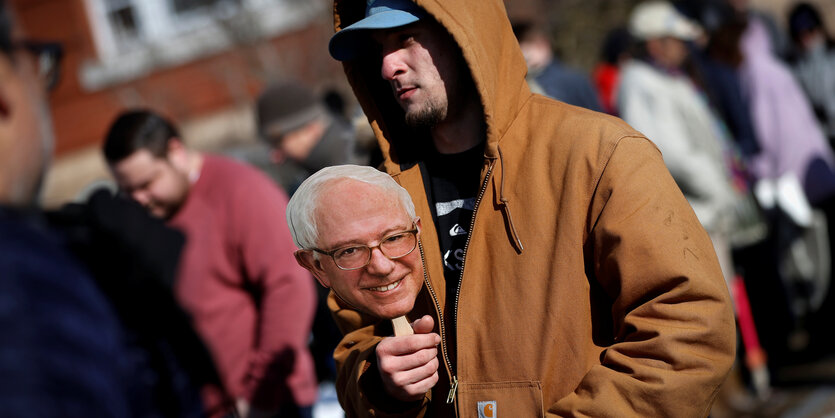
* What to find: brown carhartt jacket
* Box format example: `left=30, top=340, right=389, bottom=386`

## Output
left=328, top=0, right=736, bottom=416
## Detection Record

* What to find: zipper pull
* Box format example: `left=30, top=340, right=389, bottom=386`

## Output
left=446, top=375, right=459, bottom=404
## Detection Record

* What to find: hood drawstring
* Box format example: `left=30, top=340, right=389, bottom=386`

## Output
left=497, top=147, right=524, bottom=253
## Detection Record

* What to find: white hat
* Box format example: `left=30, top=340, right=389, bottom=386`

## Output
left=629, top=1, right=702, bottom=41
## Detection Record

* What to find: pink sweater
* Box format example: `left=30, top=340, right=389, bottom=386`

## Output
left=169, top=155, right=317, bottom=412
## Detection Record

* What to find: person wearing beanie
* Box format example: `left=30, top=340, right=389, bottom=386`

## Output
left=256, top=82, right=370, bottom=195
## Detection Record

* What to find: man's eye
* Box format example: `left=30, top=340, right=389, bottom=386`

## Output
left=399, top=34, right=415, bottom=45
left=336, top=246, right=362, bottom=257
left=385, top=233, right=406, bottom=243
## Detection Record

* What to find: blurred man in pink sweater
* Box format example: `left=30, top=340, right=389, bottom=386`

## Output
left=104, top=109, right=318, bottom=418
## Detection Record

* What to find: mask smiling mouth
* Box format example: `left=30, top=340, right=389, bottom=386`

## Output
left=368, top=279, right=402, bottom=293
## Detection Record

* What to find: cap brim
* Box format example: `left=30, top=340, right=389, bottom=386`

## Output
left=329, top=10, right=421, bottom=61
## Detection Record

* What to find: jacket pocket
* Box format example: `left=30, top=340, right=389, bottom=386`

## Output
left=455, top=381, right=543, bottom=418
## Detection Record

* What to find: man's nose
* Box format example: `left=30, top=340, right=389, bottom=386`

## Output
left=380, top=49, right=406, bottom=81
left=365, top=247, right=395, bottom=276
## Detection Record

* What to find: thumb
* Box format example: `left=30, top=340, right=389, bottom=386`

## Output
left=411, top=315, right=435, bottom=334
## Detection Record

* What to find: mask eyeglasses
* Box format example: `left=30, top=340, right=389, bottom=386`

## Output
left=312, top=220, right=419, bottom=270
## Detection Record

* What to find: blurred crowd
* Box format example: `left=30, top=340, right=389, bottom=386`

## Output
left=2, top=0, right=835, bottom=416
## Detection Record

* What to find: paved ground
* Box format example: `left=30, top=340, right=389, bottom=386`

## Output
left=713, top=355, right=835, bottom=418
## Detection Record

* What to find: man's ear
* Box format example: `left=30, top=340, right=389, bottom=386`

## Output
left=295, top=250, right=331, bottom=288
left=166, top=137, right=189, bottom=169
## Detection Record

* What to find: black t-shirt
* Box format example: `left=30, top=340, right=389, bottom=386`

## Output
left=424, top=143, right=484, bottom=300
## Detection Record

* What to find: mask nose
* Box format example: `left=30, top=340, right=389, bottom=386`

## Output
left=365, top=246, right=395, bottom=276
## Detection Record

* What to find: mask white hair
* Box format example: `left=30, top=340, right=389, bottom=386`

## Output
left=286, top=164, right=416, bottom=250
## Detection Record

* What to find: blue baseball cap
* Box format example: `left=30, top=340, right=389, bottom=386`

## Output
left=329, top=0, right=428, bottom=61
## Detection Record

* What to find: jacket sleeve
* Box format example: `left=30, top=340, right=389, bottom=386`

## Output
left=329, top=294, right=430, bottom=418
left=550, top=136, right=736, bottom=417
left=235, top=175, right=319, bottom=410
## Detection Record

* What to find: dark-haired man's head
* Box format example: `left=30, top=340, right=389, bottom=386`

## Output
left=104, top=110, right=193, bottom=219
left=0, top=0, right=58, bottom=207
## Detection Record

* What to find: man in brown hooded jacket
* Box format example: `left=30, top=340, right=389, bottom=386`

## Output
left=321, top=0, right=736, bottom=416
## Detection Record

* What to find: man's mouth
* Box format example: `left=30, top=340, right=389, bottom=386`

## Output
left=368, top=279, right=402, bottom=292
left=396, top=87, right=416, bottom=101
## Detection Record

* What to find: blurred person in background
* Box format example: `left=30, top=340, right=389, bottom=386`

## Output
left=788, top=2, right=835, bottom=147
left=103, top=110, right=318, bottom=418
left=256, top=81, right=372, bottom=196
left=739, top=12, right=835, bottom=220
left=257, top=82, right=375, bottom=386
left=512, top=20, right=603, bottom=111
left=592, top=27, right=632, bottom=116
left=619, top=1, right=739, bottom=285
left=681, top=1, right=761, bottom=160
left=0, top=2, right=210, bottom=416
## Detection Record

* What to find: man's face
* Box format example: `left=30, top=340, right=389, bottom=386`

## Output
left=518, top=34, right=552, bottom=72
left=265, top=120, right=323, bottom=164
left=373, top=20, right=464, bottom=128
left=648, top=36, right=689, bottom=69
left=110, top=147, right=190, bottom=219
left=0, top=20, right=55, bottom=205
left=299, top=179, right=424, bottom=319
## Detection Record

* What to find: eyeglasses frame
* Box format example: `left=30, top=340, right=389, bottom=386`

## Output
left=310, top=220, right=420, bottom=271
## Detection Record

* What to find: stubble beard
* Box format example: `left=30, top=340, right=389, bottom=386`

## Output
left=404, top=97, right=447, bottom=129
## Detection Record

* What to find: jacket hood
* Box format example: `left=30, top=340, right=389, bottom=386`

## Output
left=333, top=0, right=531, bottom=173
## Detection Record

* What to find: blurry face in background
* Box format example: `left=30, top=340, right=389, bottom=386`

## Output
left=727, top=0, right=749, bottom=13
left=799, top=28, right=825, bottom=52
left=647, top=36, right=690, bottom=70
left=110, top=143, right=191, bottom=219
left=265, top=119, right=324, bottom=164
left=518, top=33, right=553, bottom=72
left=0, top=16, right=55, bottom=206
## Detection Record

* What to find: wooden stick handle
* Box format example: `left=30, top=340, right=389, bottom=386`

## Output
left=391, top=315, right=414, bottom=336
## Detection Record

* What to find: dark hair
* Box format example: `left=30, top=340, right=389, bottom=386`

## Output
left=600, top=27, right=633, bottom=65
left=103, top=110, right=180, bottom=163
left=788, top=3, right=824, bottom=44
left=707, top=13, right=748, bottom=68
left=511, top=20, right=549, bottom=45
left=0, top=0, right=12, bottom=54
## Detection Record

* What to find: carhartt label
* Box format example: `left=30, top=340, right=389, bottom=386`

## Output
left=477, top=401, right=496, bottom=418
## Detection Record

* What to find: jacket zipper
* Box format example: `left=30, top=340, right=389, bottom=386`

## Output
left=447, top=160, right=496, bottom=405
left=417, top=240, right=456, bottom=402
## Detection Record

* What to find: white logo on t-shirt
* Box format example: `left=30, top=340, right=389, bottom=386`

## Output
left=449, top=224, right=467, bottom=236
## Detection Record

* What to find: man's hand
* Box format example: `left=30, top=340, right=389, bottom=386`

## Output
left=376, top=315, right=441, bottom=402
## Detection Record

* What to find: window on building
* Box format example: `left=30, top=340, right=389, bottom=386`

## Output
left=171, top=0, right=242, bottom=14
left=103, top=0, right=140, bottom=44
left=82, top=0, right=323, bottom=90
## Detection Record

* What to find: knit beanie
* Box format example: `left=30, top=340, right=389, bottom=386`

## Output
left=256, top=82, right=324, bottom=144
